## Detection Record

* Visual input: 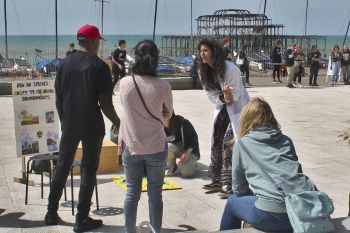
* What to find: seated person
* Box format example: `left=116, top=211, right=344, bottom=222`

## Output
left=220, top=97, right=316, bottom=232
left=163, top=112, right=200, bottom=178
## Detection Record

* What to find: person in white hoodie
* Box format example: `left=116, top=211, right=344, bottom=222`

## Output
left=197, top=38, right=249, bottom=196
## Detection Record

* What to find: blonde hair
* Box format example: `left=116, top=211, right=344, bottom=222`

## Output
left=238, top=97, right=280, bottom=138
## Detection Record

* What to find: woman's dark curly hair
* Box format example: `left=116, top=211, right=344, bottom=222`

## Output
left=132, top=40, right=159, bottom=77
left=197, top=38, right=226, bottom=90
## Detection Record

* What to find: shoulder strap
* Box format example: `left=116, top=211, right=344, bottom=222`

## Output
left=237, top=140, right=287, bottom=197
left=132, top=75, right=163, bottom=124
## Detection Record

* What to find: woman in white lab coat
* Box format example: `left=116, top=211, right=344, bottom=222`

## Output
left=197, top=38, right=249, bottom=195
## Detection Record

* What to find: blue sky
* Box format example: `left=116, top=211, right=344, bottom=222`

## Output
left=0, top=0, right=349, bottom=36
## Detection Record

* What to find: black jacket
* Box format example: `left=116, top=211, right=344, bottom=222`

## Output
left=165, top=115, right=200, bottom=158
left=271, top=47, right=282, bottom=63
left=307, top=50, right=321, bottom=64
left=284, top=48, right=295, bottom=67
left=341, top=51, right=350, bottom=66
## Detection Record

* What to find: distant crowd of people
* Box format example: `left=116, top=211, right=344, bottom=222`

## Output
left=48, top=25, right=334, bottom=233
left=216, top=37, right=350, bottom=88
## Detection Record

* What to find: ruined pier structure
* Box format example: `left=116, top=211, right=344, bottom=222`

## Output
left=160, top=9, right=326, bottom=57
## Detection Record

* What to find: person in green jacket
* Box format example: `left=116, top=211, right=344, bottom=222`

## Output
left=220, top=97, right=316, bottom=232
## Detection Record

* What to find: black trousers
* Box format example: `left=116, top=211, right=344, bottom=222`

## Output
left=47, top=132, right=104, bottom=220
left=273, top=65, right=281, bottom=81
left=112, top=68, right=126, bottom=91
left=309, top=63, right=319, bottom=85
left=240, top=63, right=250, bottom=83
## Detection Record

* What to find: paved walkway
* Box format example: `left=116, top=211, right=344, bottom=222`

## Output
left=1, top=85, right=350, bottom=232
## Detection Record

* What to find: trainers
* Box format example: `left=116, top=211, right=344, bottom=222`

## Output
left=292, top=82, right=298, bottom=88
left=203, top=181, right=222, bottom=191
left=278, top=80, right=283, bottom=83
left=45, top=211, right=60, bottom=226
left=166, top=168, right=177, bottom=176
left=218, top=186, right=233, bottom=199
left=313, top=83, right=319, bottom=86
left=73, top=217, right=103, bottom=233
left=166, top=165, right=177, bottom=176
left=297, top=83, right=304, bottom=88
left=273, top=80, right=278, bottom=84
left=287, top=84, right=295, bottom=88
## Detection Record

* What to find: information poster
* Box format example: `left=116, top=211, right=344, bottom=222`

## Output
left=12, top=80, right=60, bottom=157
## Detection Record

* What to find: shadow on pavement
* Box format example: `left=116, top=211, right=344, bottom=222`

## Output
left=333, top=217, right=350, bottom=233
left=92, top=207, right=124, bottom=216
left=0, top=208, right=74, bottom=228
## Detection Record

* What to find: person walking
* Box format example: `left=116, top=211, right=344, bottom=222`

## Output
left=331, top=44, right=342, bottom=85
left=293, top=45, right=305, bottom=87
left=271, top=39, right=283, bottom=84
left=45, top=25, right=120, bottom=233
left=223, top=37, right=233, bottom=61
left=341, top=45, right=350, bottom=85
left=111, top=40, right=127, bottom=92
left=119, top=40, right=173, bottom=233
left=197, top=38, right=249, bottom=196
left=307, top=45, right=321, bottom=86
left=237, top=44, right=251, bottom=86
left=285, top=44, right=297, bottom=88
left=190, top=56, right=199, bottom=89
left=220, top=97, right=318, bottom=232
left=66, top=42, right=77, bottom=56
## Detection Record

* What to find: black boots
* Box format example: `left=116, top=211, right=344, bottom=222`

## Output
left=73, top=216, right=103, bottom=233
left=45, top=211, right=60, bottom=225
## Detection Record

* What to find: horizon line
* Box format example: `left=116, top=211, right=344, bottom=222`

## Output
left=0, top=34, right=348, bottom=37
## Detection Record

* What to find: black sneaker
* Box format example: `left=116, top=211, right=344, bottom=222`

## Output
left=203, top=182, right=222, bottom=191
left=313, top=83, right=319, bottom=86
left=287, top=84, right=295, bottom=88
left=45, top=211, right=60, bottom=225
left=73, top=217, right=103, bottom=233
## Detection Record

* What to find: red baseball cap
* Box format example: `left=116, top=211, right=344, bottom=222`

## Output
left=76, top=24, right=105, bottom=41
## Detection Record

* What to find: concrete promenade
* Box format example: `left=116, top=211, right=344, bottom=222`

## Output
left=0, top=85, right=350, bottom=232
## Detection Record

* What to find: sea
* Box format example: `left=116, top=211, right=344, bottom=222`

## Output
left=0, top=35, right=349, bottom=64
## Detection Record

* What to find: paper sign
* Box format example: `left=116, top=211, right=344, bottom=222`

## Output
left=12, top=80, right=60, bottom=157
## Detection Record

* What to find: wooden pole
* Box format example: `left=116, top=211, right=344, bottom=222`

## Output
left=153, top=0, right=158, bottom=41
left=343, top=17, right=350, bottom=47
left=4, top=0, right=8, bottom=59
left=55, top=0, right=58, bottom=59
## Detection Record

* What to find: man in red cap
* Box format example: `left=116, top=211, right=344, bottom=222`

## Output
left=45, top=24, right=120, bottom=232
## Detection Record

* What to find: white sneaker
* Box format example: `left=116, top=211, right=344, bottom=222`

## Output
left=292, top=82, right=298, bottom=88
left=297, top=83, right=303, bottom=88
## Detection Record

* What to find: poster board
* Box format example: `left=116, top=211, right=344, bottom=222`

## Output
left=12, top=80, right=59, bottom=158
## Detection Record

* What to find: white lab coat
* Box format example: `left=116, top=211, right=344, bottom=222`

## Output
left=200, top=61, right=250, bottom=145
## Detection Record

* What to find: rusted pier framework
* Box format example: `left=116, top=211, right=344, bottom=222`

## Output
left=160, top=9, right=327, bottom=57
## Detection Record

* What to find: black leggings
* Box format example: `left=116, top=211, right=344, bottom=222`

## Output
left=240, top=64, right=250, bottom=83
left=273, top=65, right=281, bottom=81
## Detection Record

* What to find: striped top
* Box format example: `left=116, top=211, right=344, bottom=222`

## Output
left=119, top=75, right=173, bottom=155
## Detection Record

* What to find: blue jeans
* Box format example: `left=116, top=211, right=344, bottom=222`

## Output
left=220, top=195, right=293, bottom=232
left=332, top=61, right=340, bottom=82
left=122, top=145, right=167, bottom=233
